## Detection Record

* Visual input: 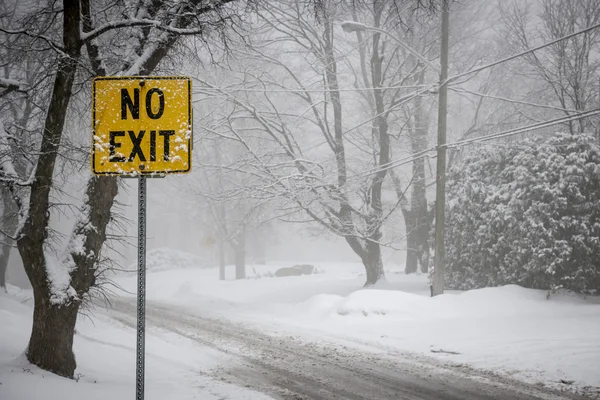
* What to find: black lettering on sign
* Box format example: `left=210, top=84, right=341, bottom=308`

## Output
left=128, top=130, right=146, bottom=162
left=146, top=88, right=165, bottom=119
left=121, top=88, right=139, bottom=120
left=159, top=130, right=174, bottom=161
left=109, top=131, right=126, bottom=162
left=149, top=130, right=156, bottom=161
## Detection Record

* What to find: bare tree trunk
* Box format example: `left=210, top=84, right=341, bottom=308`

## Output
left=16, top=0, right=81, bottom=377
left=344, top=233, right=384, bottom=286
left=364, top=234, right=385, bottom=286
left=403, top=210, right=418, bottom=274
left=323, top=13, right=382, bottom=286
left=218, top=239, right=225, bottom=280
left=364, top=5, right=389, bottom=286
left=234, top=230, right=246, bottom=280
left=0, top=242, right=8, bottom=289
left=404, top=70, right=431, bottom=274
left=0, top=187, right=18, bottom=288
left=27, top=294, right=79, bottom=375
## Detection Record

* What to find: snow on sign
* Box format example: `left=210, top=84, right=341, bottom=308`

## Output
left=92, top=76, right=192, bottom=175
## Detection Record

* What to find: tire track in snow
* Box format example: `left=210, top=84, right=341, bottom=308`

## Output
left=108, top=298, right=585, bottom=400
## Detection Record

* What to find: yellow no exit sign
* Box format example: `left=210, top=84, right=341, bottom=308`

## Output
left=92, top=76, right=192, bottom=175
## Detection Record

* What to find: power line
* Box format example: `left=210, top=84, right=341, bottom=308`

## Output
left=449, top=87, right=580, bottom=113
left=351, top=146, right=435, bottom=180
left=193, top=22, right=600, bottom=96
left=350, top=108, right=600, bottom=181
left=443, top=108, right=600, bottom=148
left=445, top=22, right=600, bottom=85
left=193, top=83, right=432, bottom=94
left=193, top=20, right=600, bottom=182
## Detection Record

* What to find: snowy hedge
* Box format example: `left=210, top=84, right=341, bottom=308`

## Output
left=445, top=133, right=600, bottom=295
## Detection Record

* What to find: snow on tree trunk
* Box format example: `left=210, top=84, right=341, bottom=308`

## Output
left=364, top=237, right=385, bottom=287
left=16, top=0, right=82, bottom=377
left=12, top=0, right=237, bottom=378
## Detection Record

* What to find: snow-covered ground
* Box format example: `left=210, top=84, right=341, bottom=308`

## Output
left=0, top=285, right=274, bottom=400
left=113, top=253, right=600, bottom=395
left=3, top=249, right=600, bottom=398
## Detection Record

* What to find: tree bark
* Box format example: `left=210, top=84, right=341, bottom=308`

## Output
left=0, top=187, right=18, bottom=288
left=0, top=242, right=8, bottom=289
left=64, top=176, right=119, bottom=295
left=405, top=152, right=430, bottom=274
left=344, top=232, right=384, bottom=287
left=16, top=0, right=81, bottom=378
left=364, top=235, right=385, bottom=286
left=403, top=207, right=430, bottom=274
left=403, top=210, right=418, bottom=274
left=411, top=75, right=431, bottom=274
left=234, top=230, right=246, bottom=280
left=218, top=239, right=225, bottom=280
left=364, top=4, right=389, bottom=285
left=400, top=68, right=431, bottom=274
left=27, top=293, right=79, bottom=376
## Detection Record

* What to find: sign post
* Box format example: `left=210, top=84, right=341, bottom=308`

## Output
left=136, top=175, right=146, bottom=400
left=92, top=76, right=192, bottom=400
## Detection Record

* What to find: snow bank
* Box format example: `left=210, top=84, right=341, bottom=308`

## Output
left=292, top=284, right=600, bottom=391
left=336, top=289, right=431, bottom=317
left=295, top=284, right=597, bottom=320
left=123, top=247, right=210, bottom=273
left=0, top=287, right=273, bottom=400
left=112, top=257, right=600, bottom=393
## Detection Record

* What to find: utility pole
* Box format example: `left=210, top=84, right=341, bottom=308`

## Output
left=432, top=0, right=450, bottom=297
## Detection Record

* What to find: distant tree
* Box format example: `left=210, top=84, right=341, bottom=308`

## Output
left=0, top=1, right=54, bottom=290
left=343, top=1, right=436, bottom=275
left=197, top=0, right=401, bottom=286
left=498, top=0, right=600, bottom=135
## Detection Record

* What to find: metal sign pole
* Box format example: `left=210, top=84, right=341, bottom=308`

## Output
left=91, top=76, right=191, bottom=400
left=136, top=175, right=147, bottom=400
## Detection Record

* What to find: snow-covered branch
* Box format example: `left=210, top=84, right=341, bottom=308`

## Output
left=0, top=120, right=33, bottom=187
left=0, top=27, right=65, bottom=56
left=81, top=0, right=237, bottom=42
left=81, top=18, right=205, bottom=42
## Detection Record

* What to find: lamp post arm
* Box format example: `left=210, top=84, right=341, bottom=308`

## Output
left=366, top=26, right=441, bottom=74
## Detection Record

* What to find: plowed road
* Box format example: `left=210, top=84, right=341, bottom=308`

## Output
left=109, top=298, right=582, bottom=400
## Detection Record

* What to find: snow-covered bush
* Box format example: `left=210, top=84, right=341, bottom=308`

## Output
left=445, top=133, right=600, bottom=295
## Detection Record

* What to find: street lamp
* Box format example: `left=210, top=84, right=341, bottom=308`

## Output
left=341, top=12, right=450, bottom=296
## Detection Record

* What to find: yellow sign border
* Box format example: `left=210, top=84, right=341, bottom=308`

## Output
left=91, top=75, right=192, bottom=176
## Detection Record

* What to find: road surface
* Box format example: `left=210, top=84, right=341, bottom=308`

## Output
left=108, top=298, right=582, bottom=400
